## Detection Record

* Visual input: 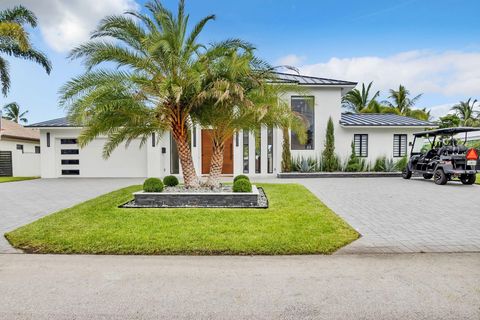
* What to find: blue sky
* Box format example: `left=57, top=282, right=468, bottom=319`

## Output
left=2, top=0, right=480, bottom=123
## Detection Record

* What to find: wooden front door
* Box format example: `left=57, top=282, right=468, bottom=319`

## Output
left=201, top=130, right=233, bottom=174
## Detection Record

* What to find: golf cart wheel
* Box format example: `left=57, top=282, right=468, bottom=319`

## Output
left=434, top=169, right=448, bottom=185
left=460, top=174, right=476, bottom=185
left=402, top=167, right=412, bottom=179
left=423, top=173, right=433, bottom=180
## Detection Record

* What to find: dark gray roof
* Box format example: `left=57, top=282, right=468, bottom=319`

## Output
left=340, top=113, right=436, bottom=127
left=27, top=117, right=75, bottom=128
left=273, top=72, right=357, bottom=86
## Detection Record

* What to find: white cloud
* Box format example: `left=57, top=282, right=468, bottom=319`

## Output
left=0, top=0, right=139, bottom=52
left=428, top=103, right=456, bottom=120
left=298, top=50, right=480, bottom=98
left=276, top=54, right=306, bottom=66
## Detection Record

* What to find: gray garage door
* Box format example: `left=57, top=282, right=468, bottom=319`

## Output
left=0, top=151, right=13, bottom=177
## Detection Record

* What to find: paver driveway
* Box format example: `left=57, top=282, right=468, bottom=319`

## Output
left=300, top=177, right=480, bottom=253
left=0, top=178, right=143, bottom=253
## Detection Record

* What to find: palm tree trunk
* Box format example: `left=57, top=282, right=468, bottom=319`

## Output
left=171, top=120, right=199, bottom=188
left=205, top=136, right=225, bottom=188
left=281, top=127, right=292, bottom=172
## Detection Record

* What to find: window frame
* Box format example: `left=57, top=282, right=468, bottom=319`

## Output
left=243, top=130, right=249, bottom=174
left=290, top=96, right=315, bottom=150
left=393, top=134, right=408, bottom=158
left=354, top=134, right=368, bottom=158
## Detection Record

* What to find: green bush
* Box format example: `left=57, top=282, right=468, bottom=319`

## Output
left=163, top=175, right=179, bottom=187
left=234, top=175, right=250, bottom=183
left=321, top=117, right=339, bottom=172
left=394, top=156, right=408, bottom=171
left=233, top=178, right=252, bottom=192
left=373, top=157, right=386, bottom=172
left=143, top=178, right=164, bottom=192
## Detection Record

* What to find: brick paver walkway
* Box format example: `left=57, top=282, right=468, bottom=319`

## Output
left=0, top=178, right=143, bottom=253
left=300, top=178, right=480, bottom=253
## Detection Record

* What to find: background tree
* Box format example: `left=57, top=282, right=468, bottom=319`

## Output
left=0, top=5, right=51, bottom=96
left=321, top=117, right=338, bottom=172
left=450, top=98, right=479, bottom=126
left=2, top=102, right=28, bottom=123
left=438, top=113, right=461, bottom=128
left=383, top=84, right=430, bottom=120
left=342, top=81, right=380, bottom=112
left=60, top=0, right=230, bottom=187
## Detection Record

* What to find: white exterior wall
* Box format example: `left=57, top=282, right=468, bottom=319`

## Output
left=0, top=139, right=40, bottom=176
left=36, top=85, right=432, bottom=179
left=39, top=128, right=148, bottom=178
left=336, top=127, right=421, bottom=166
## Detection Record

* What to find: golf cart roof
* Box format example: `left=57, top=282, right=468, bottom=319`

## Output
left=413, top=127, right=480, bottom=137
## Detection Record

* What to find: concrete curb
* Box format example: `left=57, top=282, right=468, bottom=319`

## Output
left=277, top=172, right=402, bottom=178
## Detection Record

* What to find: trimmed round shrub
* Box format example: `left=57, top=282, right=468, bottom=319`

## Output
left=163, top=175, right=179, bottom=187
left=233, top=178, right=252, bottom=193
left=233, top=174, right=250, bottom=183
left=143, top=178, right=164, bottom=192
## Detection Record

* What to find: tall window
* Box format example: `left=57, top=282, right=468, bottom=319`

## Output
left=255, top=129, right=261, bottom=173
left=267, top=127, right=273, bottom=173
left=291, top=96, right=314, bottom=150
left=354, top=134, right=368, bottom=157
left=243, top=130, right=249, bottom=173
left=170, top=134, right=180, bottom=174
left=393, top=134, right=408, bottom=157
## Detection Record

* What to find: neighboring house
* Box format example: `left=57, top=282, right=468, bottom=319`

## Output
left=0, top=118, right=40, bottom=177
left=28, top=73, right=435, bottom=179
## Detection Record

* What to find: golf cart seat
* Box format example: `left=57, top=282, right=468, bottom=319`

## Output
left=438, top=145, right=467, bottom=156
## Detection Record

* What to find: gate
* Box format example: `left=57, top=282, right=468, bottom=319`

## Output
left=0, top=151, right=13, bottom=176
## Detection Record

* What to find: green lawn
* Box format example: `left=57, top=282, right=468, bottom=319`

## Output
left=477, top=174, right=480, bottom=185
left=0, top=176, right=39, bottom=183
left=5, top=184, right=359, bottom=255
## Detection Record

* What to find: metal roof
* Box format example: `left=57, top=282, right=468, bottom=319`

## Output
left=340, top=113, right=436, bottom=127
left=413, top=127, right=480, bottom=137
left=273, top=72, right=357, bottom=86
left=27, top=117, right=75, bottom=128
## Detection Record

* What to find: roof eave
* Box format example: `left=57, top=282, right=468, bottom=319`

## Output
left=340, top=124, right=438, bottom=129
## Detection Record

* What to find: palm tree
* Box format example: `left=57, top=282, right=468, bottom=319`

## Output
left=451, top=98, right=479, bottom=127
left=0, top=5, right=51, bottom=96
left=342, top=82, right=380, bottom=112
left=384, top=85, right=422, bottom=114
left=192, top=47, right=306, bottom=186
left=60, top=0, right=230, bottom=187
left=2, top=102, right=28, bottom=123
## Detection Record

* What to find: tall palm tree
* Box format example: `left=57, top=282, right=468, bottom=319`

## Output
left=2, top=102, right=28, bottom=123
left=342, top=81, right=380, bottom=112
left=384, top=85, right=422, bottom=114
left=60, top=0, right=236, bottom=187
left=0, top=5, right=51, bottom=96
left=451, top=98, right=479, bottom=127
left=193, top=47, right=306, bottom=186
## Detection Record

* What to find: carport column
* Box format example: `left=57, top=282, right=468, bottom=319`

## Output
left=146, top=132, right=162, bottom=178
left=40, top=130, right=56, bottom=178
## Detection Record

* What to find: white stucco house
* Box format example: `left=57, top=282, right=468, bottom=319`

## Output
left=28, top=73, right=435, bottom=179
left=0, top=118, right=41, bottom=177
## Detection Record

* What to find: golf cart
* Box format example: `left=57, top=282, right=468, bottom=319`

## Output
left=402, top=127, right=480, bottom=185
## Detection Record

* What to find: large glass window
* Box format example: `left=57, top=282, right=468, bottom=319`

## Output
left=393, top=134, right=408, bottom=157
left=267, top=127, right=273, bottom=173
left=354, top=134, right=368, bottom=157
left=243, top=130, right=249, bottom=173
left=170, top=134, right=180, bottom=174
left=255, top=129, right=261, bottom=173
left=291, top=96, right=315, bottom=150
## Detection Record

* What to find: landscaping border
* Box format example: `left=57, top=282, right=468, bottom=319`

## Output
left=277, top=172, right=402, bottom=178
left=120, top=186, right=269, bottom=209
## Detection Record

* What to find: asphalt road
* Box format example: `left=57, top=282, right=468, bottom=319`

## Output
left=1, top=253, right=479, bottom=320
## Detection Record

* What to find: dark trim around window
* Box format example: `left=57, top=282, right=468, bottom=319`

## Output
left=393, top=134, right=408, bottom=157
left=354, top=134, right=368, bottom=157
